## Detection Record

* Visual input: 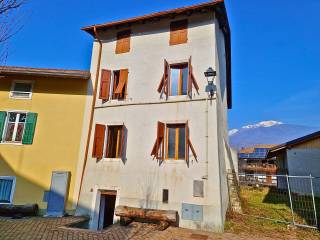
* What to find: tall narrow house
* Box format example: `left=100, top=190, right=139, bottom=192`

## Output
left=77, top=0, right=232, bottom=232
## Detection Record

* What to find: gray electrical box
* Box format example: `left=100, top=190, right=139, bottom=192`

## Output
left=181, top=203, right=203, bottom=221
left=193, top=180, right=204, bottom=197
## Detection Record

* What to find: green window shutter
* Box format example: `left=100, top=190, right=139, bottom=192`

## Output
left=22, top=112, right=38, bottom=145
left=0, top=111, right=7, bottom=141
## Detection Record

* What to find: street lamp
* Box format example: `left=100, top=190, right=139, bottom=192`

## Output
left=204, top=67, right=216, bottom=98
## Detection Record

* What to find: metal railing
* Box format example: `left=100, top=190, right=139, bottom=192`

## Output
left=234, top=173, right=320, bottom=229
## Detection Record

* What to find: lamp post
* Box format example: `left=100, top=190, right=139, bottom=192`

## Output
left=204, top=67, right=216, bottom=98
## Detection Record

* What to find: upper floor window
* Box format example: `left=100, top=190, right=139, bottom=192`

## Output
left=116, top=30, right=131, bottom=54
left=0, top=176, right=16, bottom=204
left=0, top=111, right=38, bottom=145
left=157, top=58, right=199, bottom=98
left=10, top=81, right=33, bottom=99
left=170, top=19, right=188, bottom=46
left=99, top=69, right=129, bottom=101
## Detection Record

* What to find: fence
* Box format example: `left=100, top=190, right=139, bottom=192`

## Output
left=234, top=173, right=320, bottom=229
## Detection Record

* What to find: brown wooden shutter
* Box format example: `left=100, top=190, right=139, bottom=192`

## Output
left=185, top=122, right=197, bottom=163
left=92, top=124, right=106, bottom=158
left=157, top=60, right=169, bottom=99
left=119, top=124, right=127, bottom=160
left=187, top=57, right=199, bottom=98
left=114, top=69, right=129, bottom=97
left=151, top=121, right=165, bottom=160
left=99, top=69, right=111, bottom=100
left=116, top=30, right=131, bottom=54
left=170, top=20, right=188, bottom=46
left=186, top=121, right=190, bottom=165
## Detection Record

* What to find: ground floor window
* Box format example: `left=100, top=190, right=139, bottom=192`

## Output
left=106, top=125, right=123, bottom=158
left=0, top=177, right=16, bottom=204
left=166, top=124, right=186, bottom=160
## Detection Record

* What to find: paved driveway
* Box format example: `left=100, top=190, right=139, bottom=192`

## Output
left=0, top=217, right=273, bottom=240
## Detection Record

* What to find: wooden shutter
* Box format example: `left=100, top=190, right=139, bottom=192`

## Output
left=151, top=121, right=165, bottom=160
left=114, top=69, right=129, bottom=97
left=187, top=57, right=199, bottom=98
left=116, top=30, right=131, bottom=54
left=157, top=60, right=169, bottom=99
left=0, top=111, right=7, bottom=141
left=99, top=69, right=112, bottom=100
left=22, top=112, right=38, bottom=145
left=119, top=124, right=127, bottom=160
left=170, top=19, right=188, bottom=46
left=185, top=122, right=197, bottom=163
left=92, top=124, right=106, bottom=158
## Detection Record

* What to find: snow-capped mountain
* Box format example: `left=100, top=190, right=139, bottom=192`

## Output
left=229, top=121, right=320, bottom=149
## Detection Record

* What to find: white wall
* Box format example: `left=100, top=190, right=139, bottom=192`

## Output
left=77, top=11, right=230, bottom=232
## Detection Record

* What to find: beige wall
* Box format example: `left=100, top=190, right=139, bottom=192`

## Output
left=0, top=76, right=89, bottom=212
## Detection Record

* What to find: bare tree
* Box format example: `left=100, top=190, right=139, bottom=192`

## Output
left=0, top=0, right=25, bottom=63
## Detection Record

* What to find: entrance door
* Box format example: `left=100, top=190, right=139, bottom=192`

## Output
left=98, top=190, right=117, bottom=229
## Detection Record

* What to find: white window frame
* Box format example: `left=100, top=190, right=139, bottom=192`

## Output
left=0, top=176, right=16, bottom=204
left=1, top=110, right=28, bottom=144
left=9, top=80, right=33, bottom=100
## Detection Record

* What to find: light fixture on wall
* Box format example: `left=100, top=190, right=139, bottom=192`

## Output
left=204, top=67, right=216, bottom=98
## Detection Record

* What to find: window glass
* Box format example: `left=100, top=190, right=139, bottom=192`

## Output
left=0, top=178, right=13, bottom=203
left=106, top=126, right=123, bottom=158
left=4, top=112, right=27, bottom=143
left=167, top=127, right=176, bottom=158
left=170, top=64, right=188, bottom=96
left=14, top=83, right=32, bottom=92
left=170, top=69, right=180, bottom=96
left=178, top=127, right=186, bottom=159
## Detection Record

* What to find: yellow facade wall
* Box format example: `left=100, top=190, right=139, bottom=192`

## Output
left=0, top=75, right=88, bottom=213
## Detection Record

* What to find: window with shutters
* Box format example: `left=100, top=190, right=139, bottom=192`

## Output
left=99, top=69, right=128, bottom=101
left=92, top=124, right=127, bottom=160
left=10, top=81, right=33, bottom=99
left=151, top=121, right=197, bottom=163
left=0, top=111, right=37, bottom=144
left=106, top=125, right=123, bottom=158
left=0, top=176, right=16, bottom=204
left=116, top=30, right=131, bottom=54
left=170, top=20, right=188, bottom=46
left=157, top=58, right=199, bottom=99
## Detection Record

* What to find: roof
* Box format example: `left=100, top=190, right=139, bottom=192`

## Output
left=82, top=0, right=232, bottom=108
left=0, top=66, right=91, bottom=80
left=239, top=144, right=278, bottom=154
left=239, top=144, right=278, bottom=159
left=268, top=131, right=320, bottom=157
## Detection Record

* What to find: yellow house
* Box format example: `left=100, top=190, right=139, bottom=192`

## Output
left=0, top=66, right=91, bottom=215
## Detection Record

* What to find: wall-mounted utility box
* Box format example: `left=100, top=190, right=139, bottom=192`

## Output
left=181, top=203, right=203, bottom=221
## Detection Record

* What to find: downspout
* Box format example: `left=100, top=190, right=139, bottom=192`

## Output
left=77, top=26, right=103, bottom=202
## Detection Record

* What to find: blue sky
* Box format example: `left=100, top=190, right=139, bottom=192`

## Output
left=4, top=0, right=320, bottom=129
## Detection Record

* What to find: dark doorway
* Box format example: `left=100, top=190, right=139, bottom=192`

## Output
left=98, top=191, right=117, bottom=229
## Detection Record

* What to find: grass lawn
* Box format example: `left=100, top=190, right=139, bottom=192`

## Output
left=225, top=186, right=320, bottom=240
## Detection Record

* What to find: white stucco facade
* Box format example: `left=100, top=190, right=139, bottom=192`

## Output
left=77, top=10, right=232, bottom=232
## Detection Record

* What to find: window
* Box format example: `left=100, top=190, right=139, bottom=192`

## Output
left=169, top=64, right=188, bottom=96
left=166, top=124, right=186, bottom=160
left=170, top=19, right=188, bottom=46
left=10, top=81, right=33, bottom=99
left=106, top=125, right=123, bottom=158
left=0, top=176, right=16, bottom=204
left=116, top=30, right=131, bottom=54
left=151, top=121, right=197, bottom=163
left=0, top=111, right=38, bottom=144
left=157, top=58, right=199, bottom=98
left=92, top=124, right=127, bottom=160
left=99, top=69, right=129, bottom=101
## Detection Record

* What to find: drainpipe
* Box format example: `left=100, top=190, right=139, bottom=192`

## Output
left=77, top=26, right=103, bottom=202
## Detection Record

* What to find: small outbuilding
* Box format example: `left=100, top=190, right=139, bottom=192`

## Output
left=267, top=131, right=320, bottom=177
